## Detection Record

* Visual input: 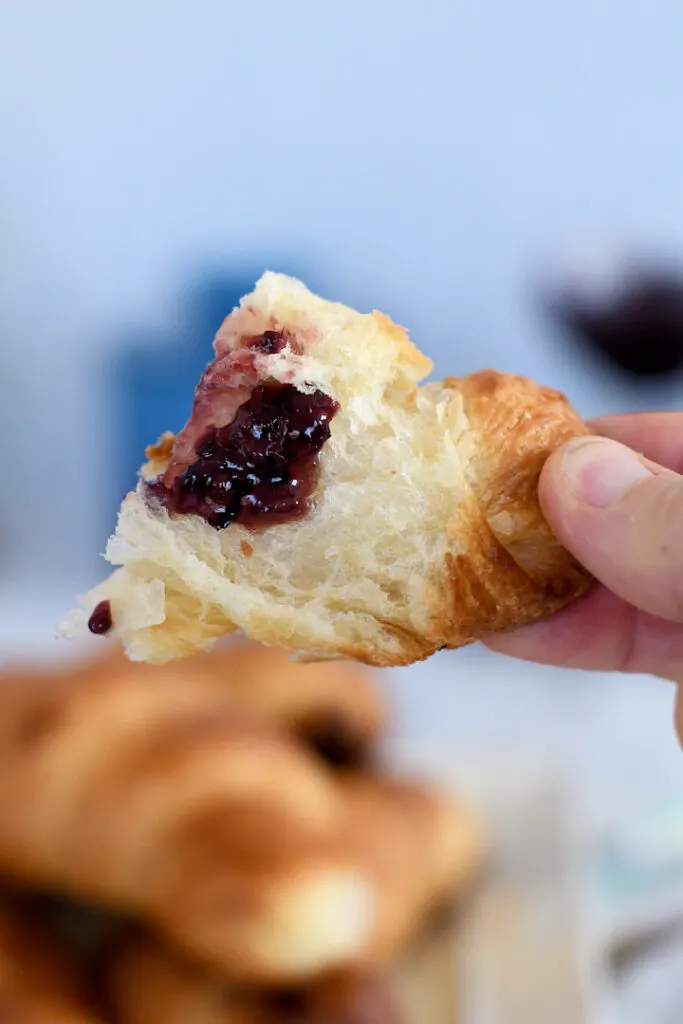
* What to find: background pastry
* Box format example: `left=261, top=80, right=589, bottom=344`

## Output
left=0, top=655, right=479, bottom=983
left=109, top=934, right=401, bottom=1024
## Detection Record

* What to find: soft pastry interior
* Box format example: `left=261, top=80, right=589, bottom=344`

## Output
left=61, top=273, right=592, bottom=666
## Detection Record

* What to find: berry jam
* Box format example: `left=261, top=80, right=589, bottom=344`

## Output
left=88, top=600, right=113, bottom=635
left=253, top=330, right=287, bottom=354
left=148, top=382, right=338, bottom=530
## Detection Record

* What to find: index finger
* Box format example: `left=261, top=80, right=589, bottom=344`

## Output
left=588, top=412, right=683, bottom=474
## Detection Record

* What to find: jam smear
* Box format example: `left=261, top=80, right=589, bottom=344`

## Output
left=148, top=382, right=338, bottom=530
left=88, top=600, right=113, bottom=635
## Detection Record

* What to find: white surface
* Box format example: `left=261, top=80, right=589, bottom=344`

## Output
left=388, top=652, right=681, bottom=836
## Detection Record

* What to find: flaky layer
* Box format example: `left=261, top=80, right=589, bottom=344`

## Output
left=62, top=272, right=592, bottom=666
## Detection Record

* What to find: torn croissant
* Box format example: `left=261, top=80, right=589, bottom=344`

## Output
left=62, top=273, right=592, bottom=665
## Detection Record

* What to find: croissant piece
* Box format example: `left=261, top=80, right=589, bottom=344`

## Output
left=0, top=664, right=477, bottom=983
left=0, top=900, right=99, bottom=1022
left=62, top=273, right=592, bottom=666
left=109, top=935, right=401, bottom=1024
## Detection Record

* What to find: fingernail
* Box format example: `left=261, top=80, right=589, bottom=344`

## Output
left=561, top=438, right=653, bottom=508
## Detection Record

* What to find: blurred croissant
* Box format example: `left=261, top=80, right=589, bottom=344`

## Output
left=0, top=899, right=98, bottom=1022
left=109, top=934, right=402, bottom=1024
left=80, top=641, right=385, bottom=768
left=191, top=642, right=385, bottom=766
left=0, top=658, right=479, bottom=982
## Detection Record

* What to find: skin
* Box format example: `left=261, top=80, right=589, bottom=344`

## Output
left=483, top=412, right=683, bottom=743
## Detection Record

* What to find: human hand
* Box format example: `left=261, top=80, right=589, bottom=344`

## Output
left=484, top=413, right=683, bottom=730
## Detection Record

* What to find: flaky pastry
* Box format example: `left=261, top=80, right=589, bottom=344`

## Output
left=62, top=273, right=592, bottom=665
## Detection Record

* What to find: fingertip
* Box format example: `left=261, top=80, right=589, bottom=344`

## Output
left=481, top=618, right=555, bottom=662
left=482, top=585, right=625, bottom=671
left=537, top=436, right=587, bottom=536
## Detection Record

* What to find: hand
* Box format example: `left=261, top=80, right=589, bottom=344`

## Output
left=484, top=413, right=683, bottom=733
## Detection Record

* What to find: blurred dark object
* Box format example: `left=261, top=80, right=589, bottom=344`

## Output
left=546, top=263, right=683, bottom=378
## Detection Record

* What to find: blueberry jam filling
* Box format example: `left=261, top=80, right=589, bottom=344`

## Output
left=148, top=382, right=338, bottom=530
left=252, top=329, right=287, bottom=354
left=88, top=600, right=113, bottom=635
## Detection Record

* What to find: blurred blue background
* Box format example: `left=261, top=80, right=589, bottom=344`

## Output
left=2, top=0, right=683, bottom=589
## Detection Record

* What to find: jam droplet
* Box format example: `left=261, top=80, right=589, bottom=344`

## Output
left=147, top=382, right=338, bottom=530
left=254, top=330, right=287, bottom=353
left=88, top=600, right=113, bottom=635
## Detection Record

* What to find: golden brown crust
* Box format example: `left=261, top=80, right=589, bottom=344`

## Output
left=370, top=312, right=433, bottom=381
left=437, top=370, right=592, bottom=648
left=109, top=936, right=401, bottom=1024
left=459, top=370, right=589, bottom=582
left=142, top=431, right=176, bottom=480
left=324, top=371, right=593, bottom=667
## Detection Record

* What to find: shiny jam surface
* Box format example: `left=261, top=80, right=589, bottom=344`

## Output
left=148, top=382, right=338, bottom=530
left=88, top=600, right=113, bottom=635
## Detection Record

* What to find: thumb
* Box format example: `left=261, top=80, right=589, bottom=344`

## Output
left=540, top=436, right=683, bottom=623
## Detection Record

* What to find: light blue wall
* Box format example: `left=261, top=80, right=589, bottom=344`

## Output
left=2, top=0, right=683, bottom=581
